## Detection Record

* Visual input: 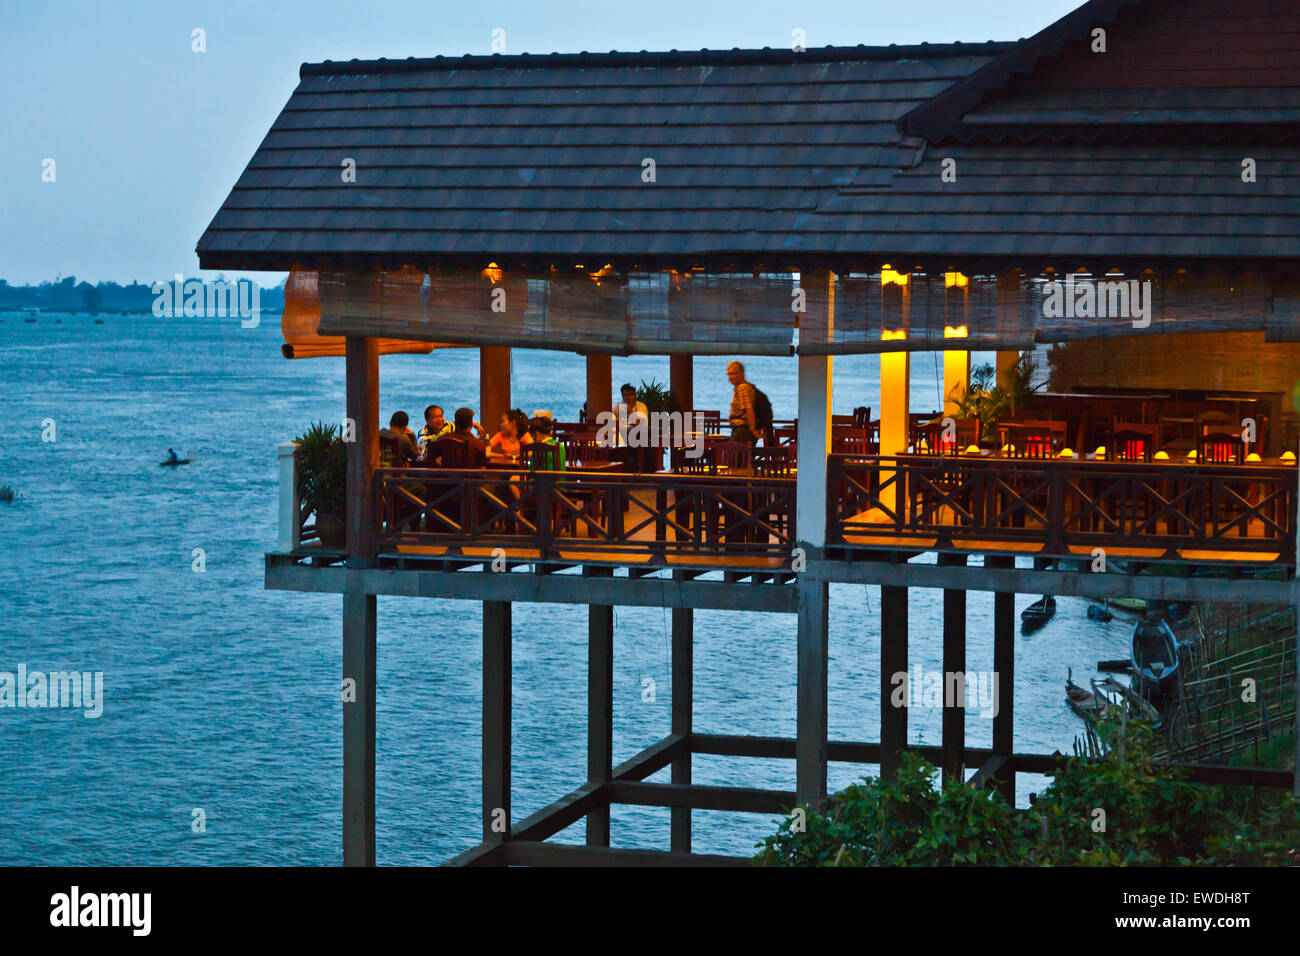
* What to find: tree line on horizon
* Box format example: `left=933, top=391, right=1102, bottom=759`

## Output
left=0, top=276, right=287, bottom=315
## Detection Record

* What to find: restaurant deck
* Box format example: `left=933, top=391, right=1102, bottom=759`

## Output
left=210, top=0, right=1300, bottom=865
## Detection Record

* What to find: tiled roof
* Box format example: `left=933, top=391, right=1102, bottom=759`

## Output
left=195, top=44, right=1008, bottom=271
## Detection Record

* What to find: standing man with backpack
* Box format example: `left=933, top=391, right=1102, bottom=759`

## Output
left=726, top=360, right=773, bottom=446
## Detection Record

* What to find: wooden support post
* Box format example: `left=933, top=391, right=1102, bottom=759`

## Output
left=669, top=354, right=694, bottom=412
left=277, top=441, right=300, bottom=553
left=797, top=269, right=834, bottom=551
left=483, top=601, right=512, bottom=846
left=880, top=584, right=908, bottom=780
left=586, top=354, right=612, bottom=424
left=587, top=601, right=614, bottom=846
left=479, top=346, right=511, bottom=435
left=988, top=555, right=1016, bottom=803
left=342, top=588, right=376, bottom=866
left=796, top=578, right=830, bottom=807
left=940, top=553, right=967, bottom=785
left=671, top=601, right=693, bottom=852
left=345, top=336, right=379, bottom=565
left=995, top=271, right=1024, bottom=393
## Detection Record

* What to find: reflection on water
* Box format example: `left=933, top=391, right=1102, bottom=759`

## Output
left=0, top=313, right=1130, bottom=864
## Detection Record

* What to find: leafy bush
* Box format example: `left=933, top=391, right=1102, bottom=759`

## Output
left=294, top=422, right=347, bottom=517
left=755, top=718, right=1298, bottom=867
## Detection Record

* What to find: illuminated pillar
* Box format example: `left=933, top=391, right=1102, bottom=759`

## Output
left=879, top=266, right=911, bottom=511
left=797, top=269, right=834, bottom=550
left=943, top=272, right=970, bottom=417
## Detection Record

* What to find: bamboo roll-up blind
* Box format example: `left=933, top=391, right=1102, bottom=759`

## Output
left=797, top=270, right=1288, bottom=353
left=280, top=266, right=442, bottom=358
left=315, top=265, right=799, bottom=355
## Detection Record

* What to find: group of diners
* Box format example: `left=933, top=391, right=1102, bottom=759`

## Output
left=379, top=405, right=568, bottom=470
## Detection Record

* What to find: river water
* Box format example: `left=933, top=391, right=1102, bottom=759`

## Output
left=0, top=311, right=1134, bottom=864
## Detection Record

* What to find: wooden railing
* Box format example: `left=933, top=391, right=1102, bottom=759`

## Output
left=374, top=467, right=796, bottom=563
left=828, top=454, right=1297, bottom=560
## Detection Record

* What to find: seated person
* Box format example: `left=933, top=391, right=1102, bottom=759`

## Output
left=487, top=410, right=525, bottom=460
left=527, top=415, right=566, bottom=472
left=379, top=411, right=420, bottom=466
left=511, top=409, right=534, bottom=448
left=418, top=405, right=452, bottom=453
left=445, top=407, right=488, bottom=466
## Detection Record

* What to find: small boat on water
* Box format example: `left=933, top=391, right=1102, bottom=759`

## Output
left=159, top=458, right=191, bottom=467
left=1021, top=595, right=1056, bottom=630
left=1086, top=603, right=1113, bottom=622
left=1109, top=597, right=1147, bottom=614
left=1066, top=672, right=1162, bottom=726
left=1131, top=619, right=1180, bottom=691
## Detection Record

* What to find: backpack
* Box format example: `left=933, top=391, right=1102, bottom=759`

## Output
left=751, top=387, right=774, bottom=432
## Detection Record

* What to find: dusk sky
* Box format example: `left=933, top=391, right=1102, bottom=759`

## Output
left=1, top=0, right=1079, bottom=286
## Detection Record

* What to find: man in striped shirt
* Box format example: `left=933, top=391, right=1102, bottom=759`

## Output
left=727, top=360, right=759, bottom=445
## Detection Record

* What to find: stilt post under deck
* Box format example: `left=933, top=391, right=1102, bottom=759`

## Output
left=483, top=601, right=512, bottom=846
left=342, top=589, right=376, bottom=866
left=587, top=593, right=614, bottom=846
left=671, top=590, right=693, bottom=852
left=989, top=555, right=1016, bottom=803
left=940, top=553, right=967, bottom=785
left=880, top=584, right=908, bottom=780
left=796, top=578, right=830, bottom=807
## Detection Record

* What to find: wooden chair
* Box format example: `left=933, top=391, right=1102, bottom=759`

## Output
left=711, top=440, right=753, bottom=474
left=831, top=424, right=871, bottom=455
left=1197, top=429, right=1245, bottom=465
left=751, top=446, right=794, bottom=478
left=427, top=436, right=476, bottom=468
left=1108, top=427, right=1155, bottom=462
left=1000, top=421, right=1065, bottom=459
left=379, top=433, right=403, bottom=468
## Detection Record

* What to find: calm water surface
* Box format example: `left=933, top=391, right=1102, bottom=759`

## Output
left=0, top=312, right=1132, bottom=864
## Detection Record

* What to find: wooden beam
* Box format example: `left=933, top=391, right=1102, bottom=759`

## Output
left=940, top=553, right=967, bottom=784
left=612, top=733, right=688, bottom=782
left=807, top=558, right=1299, bottom=606
left=608, top=781, right=796, bottom=814
left=988, top=555, right=1016, bottom=803
left=968, top=755, right=1010, bottom=790
left=671, top=595, right=693, bottom=853
left=266, top=563, right=800, bottom=612
left=479, top=346, right=511, bottom=435
left=880, top=584, right=908, bottom=780
left=441, top=842, right=508, bottom=867
left=503, top=841, right=749, bottom=867
left=345, top=336, right=379, bottom=564
left=587, top=597, right=614, bottom=846
left=342, top=589, right=376, bottom=866
left=796, top=578, right=829, bottom=806
left=511, top=782, right=605, bottom=843
left=483, top=600, right=512, bottom=846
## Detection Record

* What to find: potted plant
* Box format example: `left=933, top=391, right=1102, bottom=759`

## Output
left=952, top=355, right=1040, bottom=447
left=295, top=421, right=348, bottom=547
left=636, top=377, right=679, bottom=414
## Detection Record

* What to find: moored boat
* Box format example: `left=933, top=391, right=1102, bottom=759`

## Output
left=1021, top=595, right=1056, bottom=630
left=1131, top=618, right=1180, bottom=692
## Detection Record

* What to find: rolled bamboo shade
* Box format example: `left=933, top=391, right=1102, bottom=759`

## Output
left=279, top=265, right=442, bottom=359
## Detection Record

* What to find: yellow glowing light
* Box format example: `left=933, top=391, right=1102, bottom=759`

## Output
left=1094, top=446, right=1107, bottom=458
left=881, top=265, right=910, bottom=287
left=1058, top=448, right=1075, bottom=458
left=1154, top=450, right=1170, bottom=460
left=965, top=445, right=981, bottom=456
left=944, top=271, right=969, bottom=288
left=881, top=329, right=907, bottom=341
left=1247, top=452, right=1262, bottom=462
left=943, top=325, right=968, bottom=339
left=1002, top=444, right=1015, bottom=454
left=1187, top=450, right=1198, bottom=460
left=1283, top=451, right=1297, bottom=461
left=481, top=263, right=504, bottom=283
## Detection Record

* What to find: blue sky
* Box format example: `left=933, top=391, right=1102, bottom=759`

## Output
left=0, top=0, right=1080, bottom=285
